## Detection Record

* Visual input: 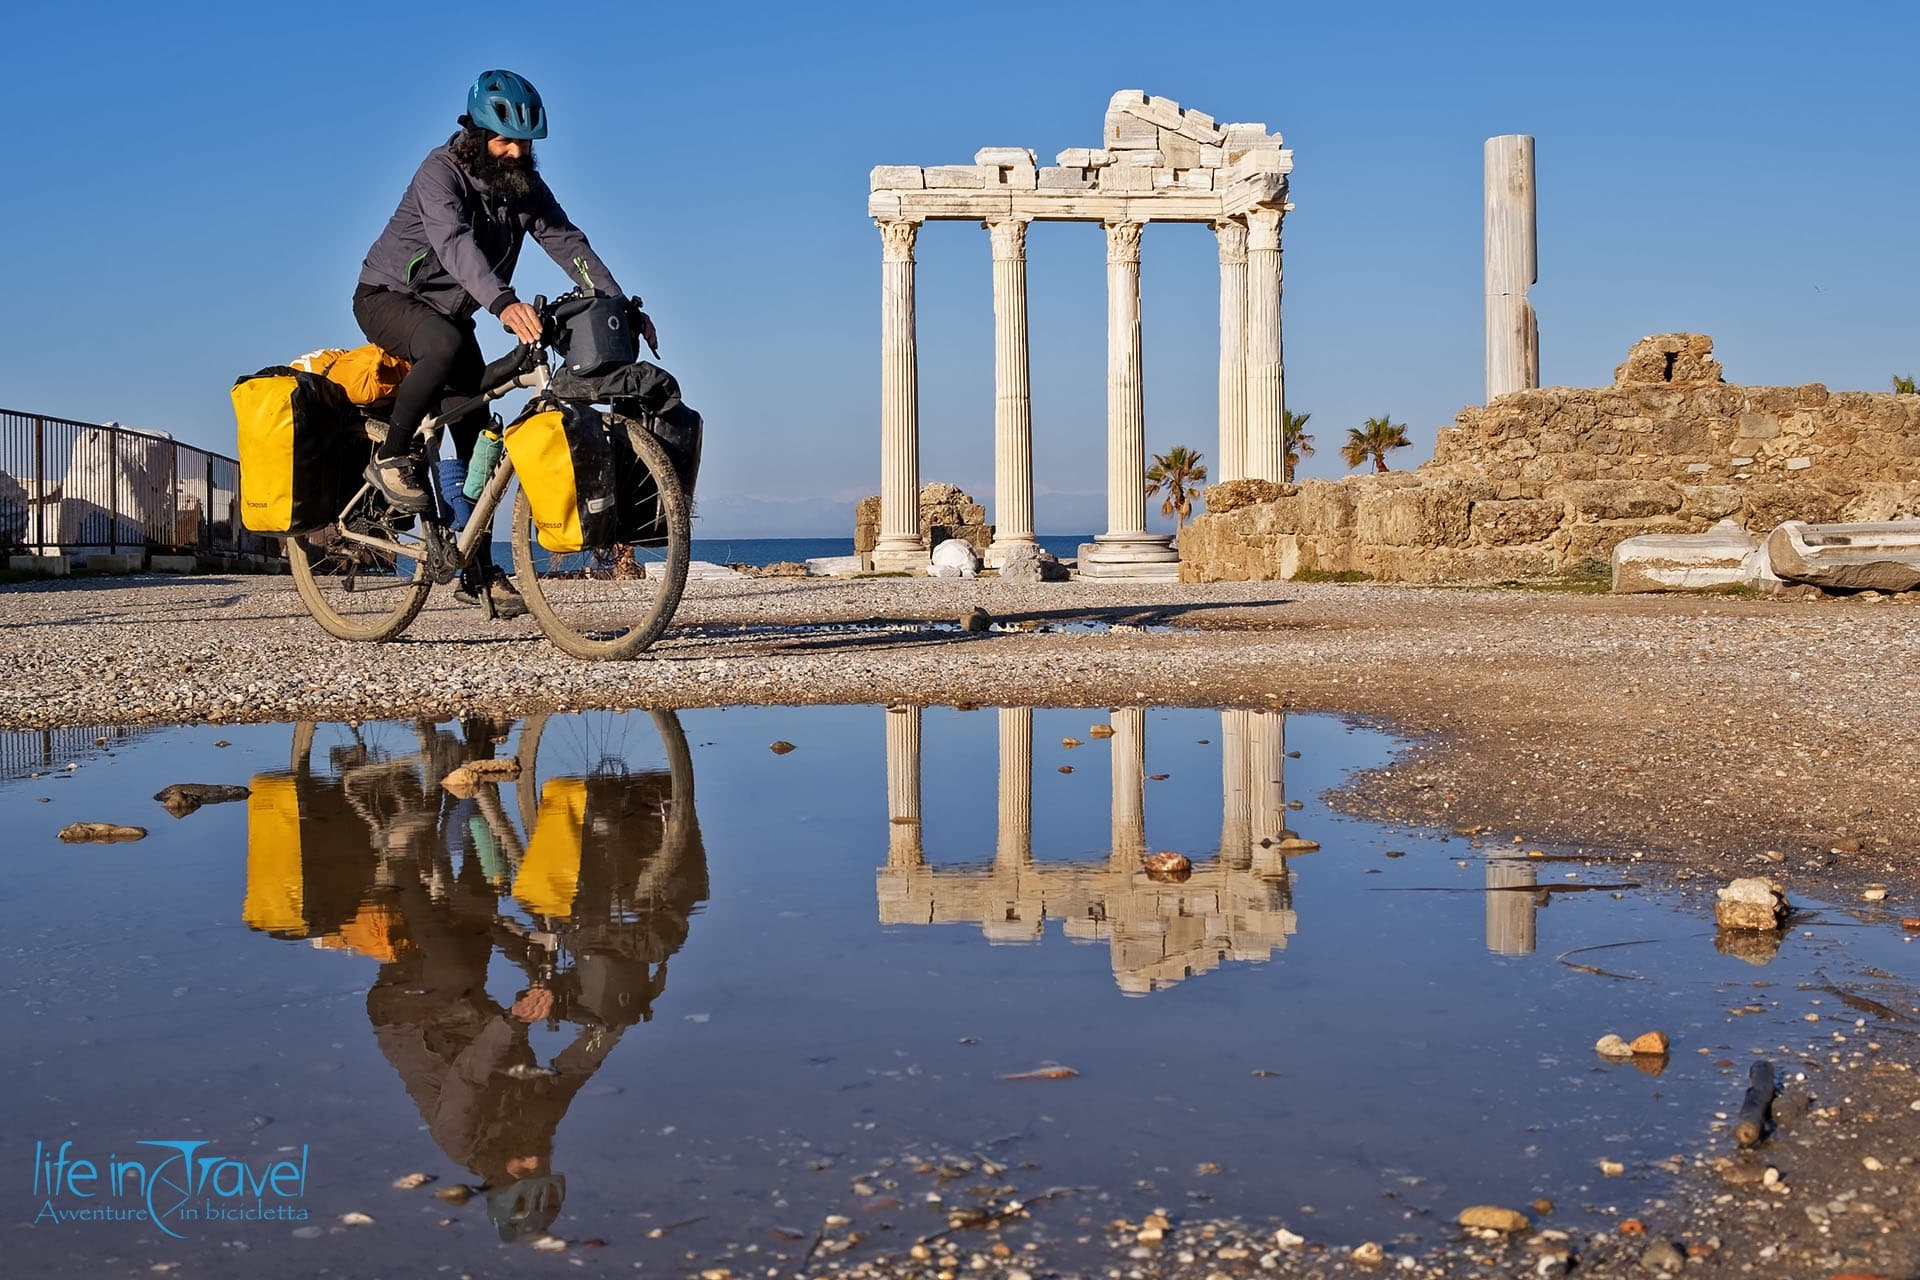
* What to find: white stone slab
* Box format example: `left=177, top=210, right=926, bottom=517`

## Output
left=1113, top=149, right=1164, bottom=166
left=1611, top=519, right=1759, bottom=593
left=974, top=146, right=1039, bottom=166
left=924, top=165, right=987, bottom=188
left=1104, top=113, right=1159, bottom=149
left=928, top=538, right=980, bottom=579
left=1056, top=147, right=1113, bottom=168
left=1158, top=130, right=1203, bottom=169
left=1226, top=149, right=1294, bottom=181
left=1153, top=168, right=1213, bottom=191
left=805, top=554, right=864, bottom=577
left=1097, top=164, right=1153, bottom=193
left=1197, top=143, right=1224, bottom=167
left=1036, top=166, right=1095, bottom=191
left=870, top=165, right=925, bottom=190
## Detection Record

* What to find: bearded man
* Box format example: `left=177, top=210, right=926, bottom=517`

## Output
left=352, top=69, right=634, bottom=616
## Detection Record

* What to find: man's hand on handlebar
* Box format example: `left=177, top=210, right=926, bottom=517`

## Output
left=499, top=301, right=544, bottom=346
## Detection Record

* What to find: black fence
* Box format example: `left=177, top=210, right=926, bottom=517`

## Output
left=0, top=724, right=162, bottom=782
left=0, top=407, right=280, bottom=559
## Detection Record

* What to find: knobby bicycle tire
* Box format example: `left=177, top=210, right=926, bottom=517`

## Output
left=286, top=531, right=433, bottom=643
left=511, top=414, right=691, bottom=661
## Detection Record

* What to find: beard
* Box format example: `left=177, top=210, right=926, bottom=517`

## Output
left=470, top=145, right=537, bottom=201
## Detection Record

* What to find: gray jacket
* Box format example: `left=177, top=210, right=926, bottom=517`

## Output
left=359, top=136, right=623, bottom=321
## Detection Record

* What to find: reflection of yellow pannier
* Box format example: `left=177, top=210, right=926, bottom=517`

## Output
left=515, top=778, right=587, bottom=918
left=503, top=402, right=617, bottom=552
left=290, top=344, right=412, bottom=406
left=243, top=773, right=392, bottom=954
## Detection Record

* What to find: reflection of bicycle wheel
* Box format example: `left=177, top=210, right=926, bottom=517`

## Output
left=286, top=485, right=433, bottom=642
left=511, top=415, right=690, bottom=661
left=513, top=709, right=693, bottom=844
left=290, top=720, right=437, bottom=778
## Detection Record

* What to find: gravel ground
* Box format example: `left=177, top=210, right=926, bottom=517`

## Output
left=3, top=572, right=1917, bottom=1278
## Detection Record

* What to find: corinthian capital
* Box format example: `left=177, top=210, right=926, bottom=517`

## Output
left=1213, top=219, right=1248, bottom=265
left=877, top=219, right=921, bottom=262
left=1104, top=220, right=1143, bottom=265
left=1246, top=207, right=1284, bottom=253
left=986, top=218, right=1029, bottom=261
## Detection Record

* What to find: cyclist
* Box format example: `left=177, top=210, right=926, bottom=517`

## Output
left=353, top=69, right=649, bottom=617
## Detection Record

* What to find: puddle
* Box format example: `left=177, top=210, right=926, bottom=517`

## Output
left=3, top=706, right=1915, bottom=1274
left=682, top=618, right=1174, bottom=640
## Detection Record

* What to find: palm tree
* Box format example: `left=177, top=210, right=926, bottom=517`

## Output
left=1144, top=446, right=1209, bottom=538
left=1894, top=374, right=1917, bottom=395
left=1283, top=410, right=1315, bottom=482
left=1341, top=416, right=1411, bottom=474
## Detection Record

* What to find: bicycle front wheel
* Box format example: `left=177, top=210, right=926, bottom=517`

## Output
left=512, top=416, right=690, bottom=661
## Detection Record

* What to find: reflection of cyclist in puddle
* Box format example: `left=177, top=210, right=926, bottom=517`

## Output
left=245, top=712, right=705, bottom=1242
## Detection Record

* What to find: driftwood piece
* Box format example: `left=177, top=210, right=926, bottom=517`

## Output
left=58, top=822, right=147, bottom=843
left=1734, top=1060, right=1776, bottom=1148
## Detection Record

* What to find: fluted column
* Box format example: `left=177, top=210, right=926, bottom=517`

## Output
left=1109, top=706, right=1147, bottom=869
left=1219, top=708, right=1251, bottom=868
left=1245, top=207, right=1285, bottom=482
left=1485, top=853, right=1538, bottom=957
left=986, top=220, right=1035, bottom=567
left=885, top=705, right=923, bottom=867
left=995, top=706, right=1033, bottom=869
left=1214, top=220, right=1249, bottom=484
left=1080, top=223, right=1179, bottom=579
left=874, top=220, right=925, bottom=571
left=1248, top=711, right=1288, bottom=846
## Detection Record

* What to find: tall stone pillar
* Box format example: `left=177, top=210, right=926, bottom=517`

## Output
left=1214, top=220, right=1249, bottom=485
left=1485, top=852, right=1538, bottom=957
left=885, top=704, right=923, bottom=867
left=1484, top=135, right=1539, bottom=402
left=1109, top=706, right=1147, bottom=868
left=874, top=220, right=926, bottom=571
left=1080, top=222, right=1179, bottom=580
left=1219, top=708, right=1251, bottom=868
left=985, top=220, right=1035, bottom=568
left=995, top=706, right=1033, bottom=869
left=1244, top=207, right=1285, bottom=482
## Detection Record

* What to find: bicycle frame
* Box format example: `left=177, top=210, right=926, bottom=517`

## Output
left=329, top=358, right=552, bottom=568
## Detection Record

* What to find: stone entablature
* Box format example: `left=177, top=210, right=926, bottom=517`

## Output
left=868, top=91, right=1292, bottom=581
left=1180, top=335, right=1920, bottom=584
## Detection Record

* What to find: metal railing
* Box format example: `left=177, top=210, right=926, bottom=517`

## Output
left=0, top=723, right=162, bottom=782
left=0, top=408, right=280, bottom=559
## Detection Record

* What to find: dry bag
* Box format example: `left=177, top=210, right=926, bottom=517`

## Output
left=233, top=366, right=361, bottom=536
left=502, top=400, right=617, bottom=552
left=290, top=344, right=412, bottom=406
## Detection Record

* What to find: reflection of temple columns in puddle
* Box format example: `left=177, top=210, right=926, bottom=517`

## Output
left=996, top=707, right=1033, bottom=869
left=885, top=705, right=923, bottom=867
left=1219, top=710, right=1251, bottom=867
left=1485, top=855, right=1538, bottom=956
left=1109, top=707, right=1147, bottom=868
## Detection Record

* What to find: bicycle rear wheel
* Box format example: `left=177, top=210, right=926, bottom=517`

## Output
left=286, top=487, right=434, bottom=643
left=512, top=415, right=690, bottom=661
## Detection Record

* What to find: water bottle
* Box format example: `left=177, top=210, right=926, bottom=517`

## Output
left=463, top=426, right=504, bottom=500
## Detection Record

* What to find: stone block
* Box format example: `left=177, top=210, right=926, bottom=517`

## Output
left=1681, top=485, right=1742, bottom=521
left=1203, top=479, right=1291, bottom=514
left=1715, top=878, right=1788, bottom=931
left=805, top=555, right=863, bottom=577
left=1113, top=149, right=1164, bottom=166
left=1611, top=520, right=1760, bottom=593
left=1613, top=332, right=1723, bottom=384
left=1354, top=485, right=1477, bottom=548
left=923, top=165, right=985, bottom=189
left=1739, top=482, right=1847, bottom=530
left=1766, top=519, right=1920, bottom=592
left=149, top=554, right=195, bottom=573
left=1104, top=112, right=1159, bottom=149
left=1784, top=457, right=1812, bottom=471
left=1035, top=167, right=1094, bottom=191
left=996, top=543, right=1068, bottom=583
left=1153, top=168, right=1213, bottom=191
left=1469, top=498, right=1565, bottom=546
left=1565, top=480, right=1684, bottom=522
left=929, top=538, right=980, bottom=579
left=870, top=165, right=924, bottom=190
left=1197, top=144, right=1224, bottom=167
left=1157, top=129, right=1202, bottom=169
left=1055, top=148, right=1112, bottom=167
left=1096, top=164, right=1153, bottom=193
left=974, top=147, right=1038, bottom=166
left=1221, top=123, right=1277, bottom=157
left=8, top=554, right=70, bottom=575
left=1225, top=149, right=1293, bottom=181
left=75, top=552, right=141, bottom=574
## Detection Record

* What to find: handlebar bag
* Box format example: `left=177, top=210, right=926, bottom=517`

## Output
left=550, top=292, right=638, bottom=377
left=232, top=366, right=362, bottom=535
left=502, top=399, right=617, bottom=552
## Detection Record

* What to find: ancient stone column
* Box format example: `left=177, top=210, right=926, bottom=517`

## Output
left=885, top=704, right=923, bottom=867
left=874, top=220, right=926, bottom=571
left=1244, top=207, right=1285, bottom=482
left=986, top=220, right=1036, bottom=568
left=1081, top=222, right=1179, bottom=580
left=1484, top=135, right=1539, bottom=402
left=1248, top=710, right=1288, bottom=846
left=1214, top=220, right=1249, bottom=484
left=1109, top=706, right=1147, bottom=868
left=995, top=705, right=1033, bottom=869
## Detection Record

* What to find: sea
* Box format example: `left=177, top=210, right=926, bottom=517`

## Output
left=489, top=535, right=1095, bottom=568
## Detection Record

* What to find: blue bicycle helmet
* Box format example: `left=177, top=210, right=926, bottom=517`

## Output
left=467, top=70, right=548, bottom=140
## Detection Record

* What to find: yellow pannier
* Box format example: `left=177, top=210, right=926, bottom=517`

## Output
left=502, top=401, right=617, bottom=552
left=514, top=777, right=587, bottom=918
left=232, top=366, right=359, bottom=535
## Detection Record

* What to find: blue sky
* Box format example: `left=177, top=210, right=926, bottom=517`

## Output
left=3, top=0, right=1915, bottom=536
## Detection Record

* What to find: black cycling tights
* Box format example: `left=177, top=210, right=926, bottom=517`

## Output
left=352, top=284, right=488, bottom=463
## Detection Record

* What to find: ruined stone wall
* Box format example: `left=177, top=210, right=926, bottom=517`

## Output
left=854, top=482, right=993, bottom=565
left=1181, top=335, right=1920, bottom=584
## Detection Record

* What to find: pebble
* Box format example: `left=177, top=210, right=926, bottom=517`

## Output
left=1456, top=1205, right=1529, bottom=1232
left=1639, top=1240, right=1684, bottom=1273
left=1351, top=1241, right=1385, bottom=1266
left=1272, top=1228, right=1305, bottom=1249
left=1863, top=884, right=1888, bottom=901
left=391, top=1172, right=433, bottom=1189
left=1862, top=1155, right=1885, bottom=1171
left=769, top=740, right=797, bottom=754
left=1595, top=1034, right=1634, bottom=1058
left=339, top=1211, right=373, bottom=1226
left=1598, top=1159, right=1626, bottom=1176
left=1629, top=1030, right=1670, bottom=1056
